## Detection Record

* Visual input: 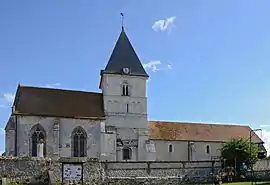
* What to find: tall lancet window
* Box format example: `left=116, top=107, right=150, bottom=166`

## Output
left=122, top=83, right=129, bottom=96
left=30, top=124, right=46, bottom=157
left=72, top=126, right=87, bottom=157
left=126, top=104, right=129, bottom=112
left=206, top=145, right=210, bottom=154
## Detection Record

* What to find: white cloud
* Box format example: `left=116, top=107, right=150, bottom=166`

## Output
left=152, top=16, right=176, bottom=32
left=167, top=64, right=172, bottom=70
left=0, top=93, right=14, bottom=108
left=143, top=61, right=161, bottom=72
left=3, top=93, right=15, bottom=103
left=0, top=128, right=4, bottom=135
left=44, top=83, right=61, bottom=88
left=143, top=61, right=173, bottom=72
left=260, top=125, right=270, bottom=128
left=255, top=129, right=270, bottom=156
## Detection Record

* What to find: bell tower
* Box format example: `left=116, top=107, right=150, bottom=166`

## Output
left=99, top=21, right=154, bottom=161
left=99, top=26, right=149, bottom=128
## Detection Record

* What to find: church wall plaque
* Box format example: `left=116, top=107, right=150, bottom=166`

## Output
left=116, top=139, right=138, bottom=147
left=62, top=162, right=83, bottom=184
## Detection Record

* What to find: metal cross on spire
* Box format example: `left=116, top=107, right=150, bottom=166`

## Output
left=120, top=13, right=124, bottom=31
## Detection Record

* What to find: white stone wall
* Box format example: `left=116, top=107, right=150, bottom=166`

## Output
left=59, top=118, right=102, bottom=158
left=100, top=73, right=152, bottom=161
left=105, top=114, right=148, bottom=129
left=7, top=114, right=224, bottom=162
left=16, top=116, right=54, bottom=156
left=101, top=74, right=148, bottom=129
left=5, top=116, right=15, bottom=156
left=153, top=140, right=223, bottom=161
left=101, top=74, right=147, bottom=97
left=100, top=132, right=117, bottom=161
left=5, top=128, right=15, bottom=156
left=115, top=128, right=150, bottom=161
left=15, top=115, right=103, bottom=158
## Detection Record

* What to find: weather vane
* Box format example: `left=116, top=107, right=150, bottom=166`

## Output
left=120, top=13, right=124, bottom=30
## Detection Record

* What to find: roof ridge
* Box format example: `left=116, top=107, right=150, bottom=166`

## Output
left=19, top=85, right=102, bottom=95
left=149, top=120, right=249, bottom=127
left=148, top=120, right=261, bottom=143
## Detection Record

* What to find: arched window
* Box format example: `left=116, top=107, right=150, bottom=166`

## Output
left=206, top=145, right=210, bottom=154
left=122, top=83, right=129, bottom=96
left=123, top=147, right=132, bottom=160
left=30, top=124, right=46, bottom=157
left=168, top=144, right=173, bottom=153
left=72, top=126, right=87, bottom=157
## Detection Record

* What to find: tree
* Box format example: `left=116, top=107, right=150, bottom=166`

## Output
left=220, top=137, right=260, bottom=172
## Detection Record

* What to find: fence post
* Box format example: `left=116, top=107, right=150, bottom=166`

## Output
left=146, top=162, right=151, bottom=175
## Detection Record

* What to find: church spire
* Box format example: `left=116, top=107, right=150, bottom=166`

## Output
left=120, top=13, right=124, bottom=31
left=102, top=15, right=148, bottom=77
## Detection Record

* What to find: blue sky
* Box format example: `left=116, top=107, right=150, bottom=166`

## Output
left=1, top=0, right=270, bottom=154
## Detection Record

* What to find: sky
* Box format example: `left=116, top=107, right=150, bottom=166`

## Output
left=1, top=0, right=270, bottom=155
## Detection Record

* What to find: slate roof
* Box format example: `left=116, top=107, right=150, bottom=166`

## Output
left=12, top=85, right=105, bottom=119
left=148, top=121, right=263, bottom=143
left=102, top=28, right=149, bottom=77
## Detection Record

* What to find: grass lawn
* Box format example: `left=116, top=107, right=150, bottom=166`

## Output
left=221, top=182, right=270, bottom=185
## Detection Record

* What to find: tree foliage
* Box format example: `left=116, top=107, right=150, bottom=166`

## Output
left=221, top=137, right=260, bottom=172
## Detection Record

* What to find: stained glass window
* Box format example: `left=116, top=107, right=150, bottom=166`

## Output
left=72, top=127, right=87, bottom=157
left=31, top=125, right=46, bottom=157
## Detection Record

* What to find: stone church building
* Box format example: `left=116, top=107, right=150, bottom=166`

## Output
left=4, top=27, right=263, bottom=161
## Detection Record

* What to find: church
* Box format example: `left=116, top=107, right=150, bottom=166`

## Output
left=4, top=26, right=264, bottom=161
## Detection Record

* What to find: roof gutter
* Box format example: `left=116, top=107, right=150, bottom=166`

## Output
left=12, top=112, right=106, bottom=120
left=150, top=138, right=263, bottom=143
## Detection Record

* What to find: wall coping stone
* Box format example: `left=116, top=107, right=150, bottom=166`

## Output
left=0, top=156, right=99, bottom=162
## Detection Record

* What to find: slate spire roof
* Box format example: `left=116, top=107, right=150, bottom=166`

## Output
left=102, top=28, right=149, bottom=77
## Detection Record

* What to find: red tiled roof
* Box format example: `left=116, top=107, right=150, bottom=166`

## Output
left=148, top=121, right=263, bottom=143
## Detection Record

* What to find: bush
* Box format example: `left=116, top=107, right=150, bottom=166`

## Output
left=28, top=173, right=49, bottom=185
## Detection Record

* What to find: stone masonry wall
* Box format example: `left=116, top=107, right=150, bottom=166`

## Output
left=0, top=157, right=102, bottom=184
left=102, top=161, right=221, bottom=184
left=0, top=157, right=56, bottom=181
left=253, top=158, right=270, bottom=171
left=0, top=157, right=222, bottom=185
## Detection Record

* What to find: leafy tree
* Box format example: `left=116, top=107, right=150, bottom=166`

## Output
left=220, top=137, right=260, bottom=172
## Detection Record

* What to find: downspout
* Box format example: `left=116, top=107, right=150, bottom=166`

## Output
left=188, top=141, right=190, bottom=161
left=15, top=115, right=18, bottom=156
left=12, top=105, right=18, bottom=156
left=12, top=84, right=20, bottom=157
